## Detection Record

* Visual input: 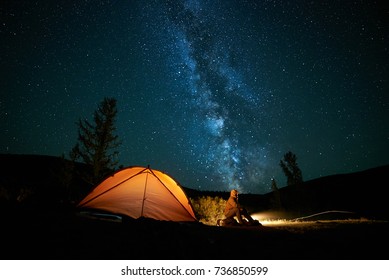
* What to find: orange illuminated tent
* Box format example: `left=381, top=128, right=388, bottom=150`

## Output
left=77, top=166, right=197, bottom=222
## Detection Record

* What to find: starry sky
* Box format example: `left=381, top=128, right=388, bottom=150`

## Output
left=1, top=0, right=388, bottom=194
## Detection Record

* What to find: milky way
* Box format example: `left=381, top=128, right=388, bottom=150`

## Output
left=1, top=0, right=388, bottom=193
left=137, top=1, right=274, bottom=192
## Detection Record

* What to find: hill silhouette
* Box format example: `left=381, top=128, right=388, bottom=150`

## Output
left=266, top=165, right=389, bottom=220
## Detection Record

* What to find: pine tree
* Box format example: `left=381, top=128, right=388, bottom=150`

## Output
left=70, top=97, right=121, bottom=185
left=271, top=178, right=282, bottom=210
left=279, top=151, right=303, bottom=186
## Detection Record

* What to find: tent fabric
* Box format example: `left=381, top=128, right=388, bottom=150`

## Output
left=77, top=166, right=197, bottom=222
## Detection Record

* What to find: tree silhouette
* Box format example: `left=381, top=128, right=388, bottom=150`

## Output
left=70, top=97, right=121, bottom=186
left=270, top=178, right=283, bottom=210
left=279, top=151, right=303, bottom=186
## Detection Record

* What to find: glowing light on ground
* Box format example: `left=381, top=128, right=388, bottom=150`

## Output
left=250, top=211, right=291, bottom=225
left=251, top=210, right=375, bottom=227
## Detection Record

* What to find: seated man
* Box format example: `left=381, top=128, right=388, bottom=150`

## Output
left=223, top=189, right=259, bottom=226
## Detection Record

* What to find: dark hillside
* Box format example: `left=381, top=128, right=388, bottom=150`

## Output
left=0, top=153, right=90, bottom=208
left=261, top=165, right=389, bottom=220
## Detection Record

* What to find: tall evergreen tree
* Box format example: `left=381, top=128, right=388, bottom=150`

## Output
left=279, top=151, right=303, bottom=186
left=271, top=178, right=282, bottom=210
left=70, top=97, right=121, bottom=185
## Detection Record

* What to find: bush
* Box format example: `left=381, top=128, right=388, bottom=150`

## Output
left=190, top=196, right=226, bottom=225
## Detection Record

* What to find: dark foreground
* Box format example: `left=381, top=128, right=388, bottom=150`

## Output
left=1, top=206, right=388, bottom=260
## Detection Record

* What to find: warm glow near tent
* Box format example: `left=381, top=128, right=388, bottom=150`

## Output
left=77, top=166, right=197, bottom=222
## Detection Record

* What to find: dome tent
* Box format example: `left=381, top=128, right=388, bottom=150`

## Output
left=77, top=166, right=197, bottom=222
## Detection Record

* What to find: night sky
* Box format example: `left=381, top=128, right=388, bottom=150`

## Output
left=1, top=0, right=388, bottom=194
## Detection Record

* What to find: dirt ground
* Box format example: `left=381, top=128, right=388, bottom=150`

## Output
left=2, top=207, right=388, bottom=260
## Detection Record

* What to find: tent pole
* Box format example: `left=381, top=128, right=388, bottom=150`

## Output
left=140, top=170, right=149, bottom=217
